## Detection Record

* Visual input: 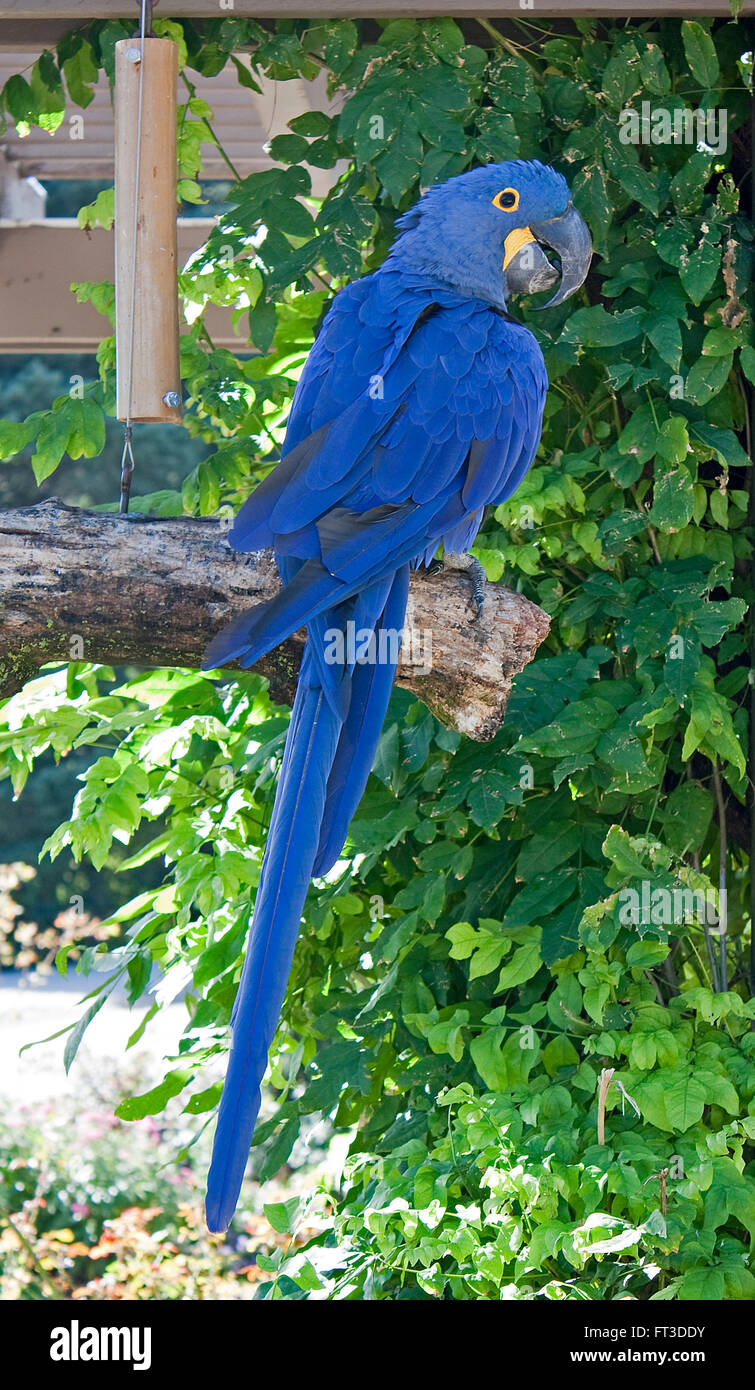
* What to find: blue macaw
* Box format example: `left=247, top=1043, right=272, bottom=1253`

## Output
left=202, top=159, right=592, bottom=1231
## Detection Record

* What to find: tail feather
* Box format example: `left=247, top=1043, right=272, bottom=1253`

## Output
left=313, top=564, right=410, bottom=876
left=205, top=647, right=342, bottom=1232
left=205, top=567, right=409, bottom=1231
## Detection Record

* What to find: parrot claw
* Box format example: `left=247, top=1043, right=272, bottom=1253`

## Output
left=442, top=551, right=487, bottom=622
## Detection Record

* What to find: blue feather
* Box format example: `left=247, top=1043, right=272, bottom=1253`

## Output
left=205, top=649, right=342, bottom=1232
left=314, top=565, right=410, bottom=875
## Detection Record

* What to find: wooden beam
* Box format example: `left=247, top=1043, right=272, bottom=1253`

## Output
left=0, top=20, right=74, bottom=46
left=0, top=56, right=338, bottom=190
left=0, top=499, right=551, bottom=741
left=0, top=1, right=751, bottom=19
left=0, top=219, right=244, bottom=352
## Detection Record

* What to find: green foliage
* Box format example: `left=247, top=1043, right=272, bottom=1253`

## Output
left=0, top=16, right=753, bottom=1300
left=0, top=351, right=208, bottom=516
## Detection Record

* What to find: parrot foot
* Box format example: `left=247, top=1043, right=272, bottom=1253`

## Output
left=442, top=551, right=487, bottom=622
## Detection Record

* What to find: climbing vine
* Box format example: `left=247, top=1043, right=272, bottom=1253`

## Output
left=0, top=15, right=753, bottom=1300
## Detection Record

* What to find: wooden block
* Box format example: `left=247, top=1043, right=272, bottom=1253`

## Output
left=115, top=37, right=181, bottom=424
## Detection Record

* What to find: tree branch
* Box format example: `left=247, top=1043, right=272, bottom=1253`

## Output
left=0, top=500, right=551, bottom=741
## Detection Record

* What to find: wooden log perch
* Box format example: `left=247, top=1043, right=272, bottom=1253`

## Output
left=0, top=500, right=550, bottom=741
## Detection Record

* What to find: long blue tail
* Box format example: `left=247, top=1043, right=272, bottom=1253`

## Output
left=204, top=566, right=409, bottom=1231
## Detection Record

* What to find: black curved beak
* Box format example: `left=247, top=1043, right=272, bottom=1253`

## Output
left=529, top=202, right=592, bottom=309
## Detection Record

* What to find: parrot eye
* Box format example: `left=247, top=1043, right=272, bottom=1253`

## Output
left=492, top=187, right=519, bottom=212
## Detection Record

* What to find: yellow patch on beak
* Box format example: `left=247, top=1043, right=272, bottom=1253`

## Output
left=503, top=226, right=536, bottom=271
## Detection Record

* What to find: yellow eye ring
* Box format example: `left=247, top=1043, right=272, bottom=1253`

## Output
left=492, top=187, right=519, bottom=212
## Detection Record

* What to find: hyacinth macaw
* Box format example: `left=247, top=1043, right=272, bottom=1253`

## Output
left=202, top=159, right=592, bottom=1231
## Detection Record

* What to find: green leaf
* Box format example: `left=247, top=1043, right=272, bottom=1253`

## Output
left=601, top=49, right=641, bottom=110
left=644, top=314, right=682, bottom=370
left=561, top=305, right=644, bottom=349
left=248, top=297, right=277, bottom=353
left=681, top=21, right=719, bottom=87
left=680, top=236, right=721, bottom=305
left=516, top=823, right=581, bottom=878
left=678, top=1267, right=725, bottom=1300
left=446, top=921, right=477, bottom=960
left=639, top=44, right=671, bottom=95
left=657, top=782, right=713, bottom=854
left=32, top=407, right=73, bottom=484
left=663, top=1074, right=707, bottom=1131
left=258, top=1117, right=298, bottom=1181
left=518, top=698, right=617, bottom=759
left=264, top=1197, right=300, bottom=1234
left=572, top=160, right=612, bottom=249
left=448, top=921, right=510, bottom=981
left=685, top=354, right=732, bottom=406
left=115, top=1069, right=192, bottom=1120
left=542, top=1035, right=579, bottom=1075
left=702, top=326, right=743, bottom=358
left=0, top=416, right=38, bottom=458
left=470, top=1029, right=508, bottom=1090
left=681, top=683, right=745, bottom=777
left=671, top=153, right=713, bottom=217
left=289, top=111, right=332, bottom=137
left=603, top=825, right=649, bottom=879
left=62, top=40, right=99, bottom=108
left=63, top=995, right=108, bottom=1073
left=739, top=343, right=755, bottom=384
left=77, top=186, right=114, bottom=229
left=626, top=939, right=669, bottom=968
left=268, top=132, right=311, bottom=165
left=704, top=1157, right=755, bottom=1238
left=664, top=631, right=700, bottom=702
left=689, top=422, right=749, bottom=471
left=153, top=17, right=189, bottom=70
left=650, top=464, right=695, bottom=531
left=374, top=141, right=422, bottom=204
left=65, top=397, right=106, bottom=457
left=3, top=74, right=35, bottom=124
left=496, top=938, right=542, bottom=990
left=505, top=869, right=577, bottom=928
left=466, top=767, right=522, bottom=828
left=611, top=160, right=660, bottom=216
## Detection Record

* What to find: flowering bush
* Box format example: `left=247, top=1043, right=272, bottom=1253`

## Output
left=0, top=1076, right=321, bottom=1299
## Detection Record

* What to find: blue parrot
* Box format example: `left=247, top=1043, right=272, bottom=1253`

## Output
left=201, top=159, right=592, bottom=1232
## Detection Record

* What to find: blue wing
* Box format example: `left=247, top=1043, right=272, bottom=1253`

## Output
left=205, top=268, right=547, bottom=672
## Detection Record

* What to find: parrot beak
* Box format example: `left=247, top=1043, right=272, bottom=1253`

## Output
left=503, top=239, right=559, bottom=299
left=529, top=202, right=592, bottom=309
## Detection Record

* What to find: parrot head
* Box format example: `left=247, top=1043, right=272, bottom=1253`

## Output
left=390, top=159, right=592, bottom=311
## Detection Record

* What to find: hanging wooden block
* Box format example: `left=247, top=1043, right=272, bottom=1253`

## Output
left=114, top=37, right=182, bottom=424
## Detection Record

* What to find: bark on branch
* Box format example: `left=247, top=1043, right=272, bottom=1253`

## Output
left=0, top=499, right=550, bottom=741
